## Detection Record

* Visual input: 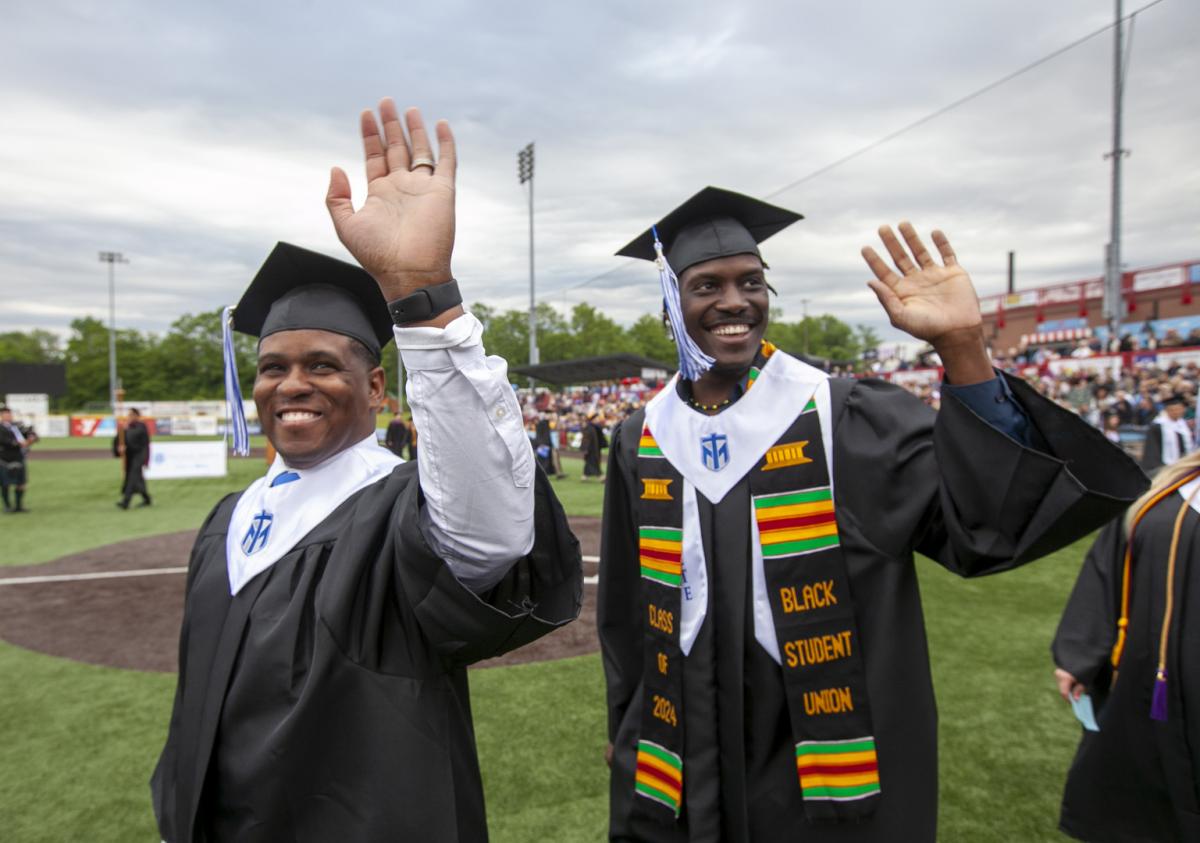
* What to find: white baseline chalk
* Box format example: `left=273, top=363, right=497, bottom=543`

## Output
left=0, top=556, right=602, bottom=587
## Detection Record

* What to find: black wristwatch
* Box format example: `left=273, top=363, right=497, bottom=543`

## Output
left=387, top=279, right=463, bottom=326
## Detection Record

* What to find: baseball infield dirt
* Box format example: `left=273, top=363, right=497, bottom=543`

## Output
left=0, top=517, right=601, bottom=673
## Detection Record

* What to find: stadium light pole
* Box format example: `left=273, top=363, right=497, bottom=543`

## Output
left=98, top=251, right=128, bottom=415
left=518, top=143, right=538, bottom=370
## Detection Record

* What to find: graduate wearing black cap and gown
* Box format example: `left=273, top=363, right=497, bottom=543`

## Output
left=150, top=102, right=581, bottom=843
left=1052, top=451, right=1200, bottom=842
left=597, top=187, right=1147, bottom=842
left=1140, top=393, right=1194, bottom=474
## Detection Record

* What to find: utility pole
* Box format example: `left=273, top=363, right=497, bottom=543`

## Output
left=518, top=143, right=538, bottom=369
left=1103, top=0, right=1129, bottom=344
left=98, top=251, right=128, bottom=414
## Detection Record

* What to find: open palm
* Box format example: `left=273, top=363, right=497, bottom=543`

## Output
left=326, top=100, right=457, bottom=299
left=862, top=223, right=982, bottom=344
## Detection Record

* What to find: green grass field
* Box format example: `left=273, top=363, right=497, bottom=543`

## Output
left=0, top=451, right=1092, bottom=841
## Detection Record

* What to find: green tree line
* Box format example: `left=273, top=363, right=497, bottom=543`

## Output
left=1, top=304, right=877, bottom=410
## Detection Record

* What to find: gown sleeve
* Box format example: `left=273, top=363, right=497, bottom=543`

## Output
left=596, top=418, right=644, bottom=743
left=389, top=464, right=583, bottom=669
left=837, top=373, right=1147, bottom=577
left=1051, top=519, right=1126, bottom=691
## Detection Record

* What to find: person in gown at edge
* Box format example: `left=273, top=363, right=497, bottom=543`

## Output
left=596, top=187, right=1148, bottom=843
left=150, top=100, right=582, bottom=843
left=116, top=407, right=152, bottom=509
left=1052, top=448, right=1200, bottom=842
left=0, top=405, right=35, bottom=513
left=1140, top=393, right=1194, bottom=475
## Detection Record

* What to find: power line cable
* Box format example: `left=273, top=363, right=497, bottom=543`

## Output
left=549, top=0, right=1167, bottom=297
left=763, top=0, right=1164, bottom=199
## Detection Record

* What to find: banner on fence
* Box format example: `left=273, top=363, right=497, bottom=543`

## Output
left=145, top=441, right=227, bottom=479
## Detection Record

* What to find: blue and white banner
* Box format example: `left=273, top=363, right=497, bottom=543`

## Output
left=145, top=441, right=228, bottom=479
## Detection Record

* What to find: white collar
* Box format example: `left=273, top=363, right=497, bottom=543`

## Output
left=225, top=432, right=402, bottom=594
left=644, top=351, right=830, bottom=503
left=1154, top=411, right=1190, bottom=431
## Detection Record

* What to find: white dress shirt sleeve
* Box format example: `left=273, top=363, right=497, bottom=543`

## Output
left=394, top=312, right=535, bottom=590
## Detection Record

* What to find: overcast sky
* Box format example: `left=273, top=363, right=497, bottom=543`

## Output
left=2, top=0, right=1196, bottom=345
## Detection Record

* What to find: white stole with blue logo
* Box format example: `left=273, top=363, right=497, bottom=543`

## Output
left=642, top=351, right=832, bottom=657
left=225, top=433, right=403, bottom=595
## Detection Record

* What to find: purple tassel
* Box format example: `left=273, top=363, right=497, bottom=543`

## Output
left=1150, top=671, right=1169, bottom=722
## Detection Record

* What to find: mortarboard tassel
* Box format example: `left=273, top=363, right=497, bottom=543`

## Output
left=1150, top=669, right=1168, bottom=721
left=222, top=306, right=251, bottom=457
left=653, top=225, right=713, bottom=382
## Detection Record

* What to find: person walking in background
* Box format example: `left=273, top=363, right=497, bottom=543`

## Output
left=0, top=405, right=36, bottom=513
left=580, top=409, right=606, bottom=481
left=535, top=413, right=567, bottom=478
left=384, top=411, right=412, bottom=458
left=116, top=407, right=152, bottom=509
left=1052, top=449, right=1200, bottom=842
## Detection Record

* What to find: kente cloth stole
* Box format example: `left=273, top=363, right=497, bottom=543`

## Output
left=632, top=425, right=686, bottom=818
left=634, top=410, right=881, bottom=824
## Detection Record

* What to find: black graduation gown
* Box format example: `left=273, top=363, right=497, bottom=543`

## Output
left=583, top=424, right=605, bottom=477
left=598, top=373, right=1147, bottom=842
left=1139, top=422, right=1191, bottom=475
left=151, top=464, right=581, bottom=843
left=1141, top=423, right=1164, bottom=473
left=122, top=422, right=150, bottom=499
left=1053, top=510, right=1200, bottom=842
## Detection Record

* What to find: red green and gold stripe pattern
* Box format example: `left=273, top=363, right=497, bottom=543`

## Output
left=796, top=738, right=880, bottom=801
left=802, top=396, right=817, bottom=413
left=754, top=487, right=840, bottom=558
left=636, top=740, right=683, bottom=815
left=744, top=341, right=778, bottom=393
left=746, top=366, right=763, bottom=390
left=638, top=425, right=663, bottom=458
left=639, top=526, right=683, bottom=586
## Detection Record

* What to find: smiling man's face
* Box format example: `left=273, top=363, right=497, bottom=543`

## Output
left=678, top=253, right=769, bottom=376
left=254, top=329, right=384, bottom=469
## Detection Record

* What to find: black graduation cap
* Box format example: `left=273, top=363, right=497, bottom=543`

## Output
left=232, top=242, right=392, bottom=357
left=616, top=186, right=803, bottom=276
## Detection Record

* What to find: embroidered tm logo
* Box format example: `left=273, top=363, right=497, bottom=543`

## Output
left=241, top=510, right=274, bottom=556
left=700, top=433, right=730, bottom=472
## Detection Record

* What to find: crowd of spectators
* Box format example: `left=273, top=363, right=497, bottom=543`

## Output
left=521, top=339, right=1200, bottom=459
left=888, top=345, right=1200, bottom=455
left=519, top=380, right=660, bottom=450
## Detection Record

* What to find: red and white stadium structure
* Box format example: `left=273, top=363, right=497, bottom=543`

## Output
left=883, top=257, right=1200, bottom=386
